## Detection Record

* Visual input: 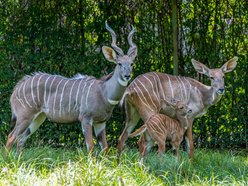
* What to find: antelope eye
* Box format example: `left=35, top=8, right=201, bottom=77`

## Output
left=118, top=63, right=122, bottom=66
left=210, top=77, right=214, bottom=80
left=179, top=106, right=184, bottom=110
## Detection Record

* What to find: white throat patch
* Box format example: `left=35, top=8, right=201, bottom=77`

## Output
left=118, top=78, right=129, bottom=87
left=107, top=98, right=119, bottom=105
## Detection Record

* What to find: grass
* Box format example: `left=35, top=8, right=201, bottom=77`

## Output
left=0, top=145, right=247, bottom=186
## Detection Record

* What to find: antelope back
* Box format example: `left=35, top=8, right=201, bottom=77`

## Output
left=11, top=73, right=97, bottom=122
left=124, top=57, right=238, bottom=121
left=146, top=114, right=182, bottom=140
left=125, top=72, right=196, bottom=119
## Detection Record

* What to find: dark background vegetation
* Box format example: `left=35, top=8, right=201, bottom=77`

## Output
left=0, top=0, right=247, bottom=150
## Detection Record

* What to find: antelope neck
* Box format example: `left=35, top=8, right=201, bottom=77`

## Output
left=201, top=85, right=222, bottom=106
left=103, top=66, right=128, bottom=105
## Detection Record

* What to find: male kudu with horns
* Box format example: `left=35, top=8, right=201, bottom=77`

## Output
left=117, top=57, right=238, bottom=159
left=6, top=22, right=137, bottom=153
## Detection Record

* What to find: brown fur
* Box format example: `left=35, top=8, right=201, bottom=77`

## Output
left=118, top=57, right=238, bottom=160
left=130, top=99, right=192, bottom=159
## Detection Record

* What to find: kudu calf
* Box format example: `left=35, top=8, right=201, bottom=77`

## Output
left=117, top=57, right=238, bottom=159
left=6, top=22, right=137, bottom=153
left=130, top=98, right=193, bottom=159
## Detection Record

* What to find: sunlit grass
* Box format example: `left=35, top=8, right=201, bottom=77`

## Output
left=0, top=146, right=247, bottom=185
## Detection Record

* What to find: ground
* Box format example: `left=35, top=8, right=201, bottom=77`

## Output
left=0, top=146, right=247, bottom=185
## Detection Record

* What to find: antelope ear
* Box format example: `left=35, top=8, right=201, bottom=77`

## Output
left=102, top=46, right=117, bottom=63
left=221, top=56, right=238, bottom=73
left=191, top=59, right=210, bottom=76
left=128, top=47, right=137, bottom=61
left=161, top=98, right=177, bottom=108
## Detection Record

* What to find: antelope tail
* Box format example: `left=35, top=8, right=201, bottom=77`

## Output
left=129, top=125, right=147, bottom=138
left=10, top=113, right=17, bottom=128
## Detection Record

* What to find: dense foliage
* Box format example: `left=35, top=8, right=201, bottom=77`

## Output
left=0, top=0, right=247, bottom=149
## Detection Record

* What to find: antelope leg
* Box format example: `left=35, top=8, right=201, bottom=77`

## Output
left=94, top=122, right=108, bottom=153
left=117, top=103, right=140, bottom=156
left=81, top=119, right=94, bottom=154
left=16, top=112, right=46, bottom=153
left=185, top=125, right=194, bottom=159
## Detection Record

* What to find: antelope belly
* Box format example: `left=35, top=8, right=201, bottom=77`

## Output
left=43, top=109, right=79, bottom=123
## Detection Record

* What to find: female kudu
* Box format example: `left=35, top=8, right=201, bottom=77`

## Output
left=117, top=57, right=238, bottom=159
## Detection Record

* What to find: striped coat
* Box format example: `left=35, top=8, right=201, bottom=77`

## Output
left=130, top=113, right=186, bottom=159
left=6, top=22, right=138, bottom=154
left=124, top=72, right=205, bottom=121
left=117, top=57, right=238, bottom=160
left=12, top=72, right=112, bottom=124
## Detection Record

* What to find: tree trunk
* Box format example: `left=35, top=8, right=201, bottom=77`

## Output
left=172, top=0, right=178, bottom=75
left=79, top=0, right=85, bottom=55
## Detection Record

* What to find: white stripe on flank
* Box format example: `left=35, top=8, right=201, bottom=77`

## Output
left=153, top=115, right=163, bottom=124
left=148, top=120, right=164, bottom=136
left=86, top=80, right=96, bottom=108
left=22, top=79, right=32, bottom=108
left=53, top=78, right=64, bottom=116
left=189, top=85, right=193, bottom=102
left=68, top=79, right=78, bottom=112
left=36, top=74, right=44, bottom=103
left=74, top=78, right=84, bottom=110
left=152, top=116, right=164, bottom=131
left=43, top=76, right=52, bottom=106
left=59, top=79, right=70, bottom=116
left=183, top=77, right=193, bottom=102
left=160, top=117, right=168, bottom=131
left=136, top=78, right=157, bottom=109
left=78, top=77, right=90, bottom=110
left=150, top=74, right=161, bottom=101
left=148, top=118, right=157, bottom=126
left=17, top=80, right=25, bottom=100
left=46, top=76, right=57, bottom=108
left=143, top=75, right=160, bottom=105
left=175, top=77, right=183, bottom=100
left=154, top=121, right=165, bottom=135
left=30, top=76, right=38, bottom=106
left=165, top=74, right=174, bottom=98
left=133, top=87, right=153, bottom=112
left=16, top=81, right=26, bottom=108
left=153, top=73, right=165, bottom=100
left=178, top=76, right=187, bottom=100
left=133, top=82, right=153, bottom=111
left=16, top=97, right=26, bottom=108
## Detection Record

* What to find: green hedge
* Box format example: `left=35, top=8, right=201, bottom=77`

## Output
left=0, top=0, right=247, bottom=149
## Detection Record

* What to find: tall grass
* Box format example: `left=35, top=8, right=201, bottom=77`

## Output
left=0, top=146, right=247, bottom=186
